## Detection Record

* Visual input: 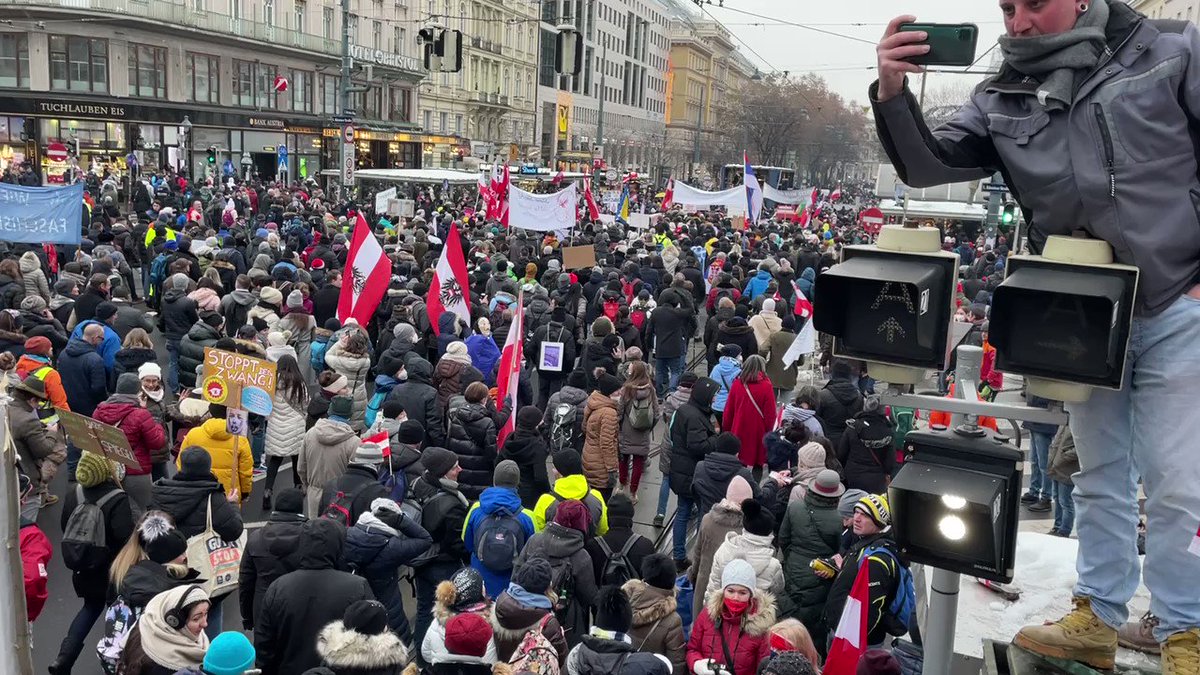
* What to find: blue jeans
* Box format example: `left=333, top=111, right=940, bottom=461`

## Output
left=657, top=479, right=671, bottom=517
left=1027, top=430, right=1053, bottom=499
left=66, top=441, right=81, bottom=481
left=672, top=490, right=693, bottom=561
left=166, top=340, right=181, bottom=394
left=655, top=355, right=686, bottom=398
left=1053, top=481, right=1076, bottom=536
left=54, top=595, right=104, bottom=668
left=1067, top=294, right=1200, bottom=641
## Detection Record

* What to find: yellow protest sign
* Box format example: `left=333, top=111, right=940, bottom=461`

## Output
left=202, top=348, right=277, bottom=416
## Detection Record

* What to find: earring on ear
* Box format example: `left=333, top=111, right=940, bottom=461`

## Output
left=1080, top=3, right=1089, bottom=10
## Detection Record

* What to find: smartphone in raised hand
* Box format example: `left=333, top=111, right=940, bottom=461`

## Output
left=898, top=23, right=979, bottom=67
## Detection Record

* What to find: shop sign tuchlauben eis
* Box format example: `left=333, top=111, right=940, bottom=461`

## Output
left=37, top=102, right=127, bottom=118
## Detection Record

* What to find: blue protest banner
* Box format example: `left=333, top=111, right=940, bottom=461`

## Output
left=0, top=182, right=83, bottom=245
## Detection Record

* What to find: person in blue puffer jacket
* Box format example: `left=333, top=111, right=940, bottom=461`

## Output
left=461, top=460, right=536, bottom=599
left=343, top=497, right=433, bottom=641
left=741, top=264, right=774, bottom=301
left=708, top=345, right=744, bottom=415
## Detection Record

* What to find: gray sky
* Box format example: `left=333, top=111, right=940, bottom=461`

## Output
left=698, top=0, right=1009, bottom=106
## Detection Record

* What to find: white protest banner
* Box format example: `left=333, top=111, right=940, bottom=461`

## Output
left=507, top=183, right=578, bottom=233
left=782, top=319, right=816, bottom=368
left=671, top=181, right=747, bottom=215
left=374, top=187, right=397, bottom=214
left=763, top=184, right=806, bottom=205
left=629, top=213, right=653, bottom=230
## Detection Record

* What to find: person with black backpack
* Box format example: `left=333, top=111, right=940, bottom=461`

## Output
left=462, top=460, right=536, bottom=600
left=49, top=451, right=135, bottom=675
left=585, top=494, right=654, bottom=589
left=543, top=370, right=589, bottom=456
left=319, top=439, right=391, bottom=528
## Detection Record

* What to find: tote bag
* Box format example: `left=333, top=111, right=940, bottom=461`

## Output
left=185, top=497, right=248, bottom=598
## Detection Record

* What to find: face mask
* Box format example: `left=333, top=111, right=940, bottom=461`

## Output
left=143, top=387, right=164, bottom=402
left=723, top=597, right=750, bottom=616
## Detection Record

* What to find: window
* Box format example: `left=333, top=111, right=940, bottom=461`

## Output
left=423, top=109, right=432, bottom=130
left=362, top=85, right=382, bottom=118
left=322, top=74, right=340, bottom=113
left=399, top=27, right=407, bottom=55
left=439, top=111, right=447, bottom=132
left=348, top=14, right=358, bottom=35
left=323, top=6, right=335, bottom=39
left=0, top=34, right=30, bottom=88
left=127, top=45, right=167, bottom=98
left=455, top=114, right=463, bottom=134
left=291, top=69, right=313, bottom=112
left=295, top=0, right=306, bottom=32
left=393, top=26, right=401, bottom=53
left=255, top=62, right=276, bottom=107
left=374, top=21, right=382, bottom=49
left=186, top=52, right=219, bottom=103
left=263, top=0, right=275, bottom=27
left=390, top=86, right=413, bottom=122
left=49, top=36, right=107, bottom=93
left=233, top=59, right=254, bottom=106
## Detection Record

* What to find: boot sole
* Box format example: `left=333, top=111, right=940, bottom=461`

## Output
left=1013, top=633, right=1117, bottom=670
left=1116, top=637, right=1161, bottom=655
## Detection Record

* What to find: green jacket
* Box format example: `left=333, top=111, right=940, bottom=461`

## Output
left=778, top=490, right=843, bottom=627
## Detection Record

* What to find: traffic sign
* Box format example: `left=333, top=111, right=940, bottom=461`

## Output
left=605, top=169, right=618, bottom=182
left=859, top=206, right=885, bottom=235
left=331, top=115, right=354, bottom=124
left=46, top=142, right=69, bottom=162
left=342, top=124, right=355, bottom=144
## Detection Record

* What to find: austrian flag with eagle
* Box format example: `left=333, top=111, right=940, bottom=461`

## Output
left=427, top=222, right=472, bottom=334
left=337, top=212, right=390, bottom=327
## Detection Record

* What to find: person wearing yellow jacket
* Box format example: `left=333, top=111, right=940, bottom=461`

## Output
left=531, top=449, right=609, bottom=535
left=178, top=405, right=254, bottom=503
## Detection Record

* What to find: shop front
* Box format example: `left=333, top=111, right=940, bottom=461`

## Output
left=320, top=128, right=467, bottom=172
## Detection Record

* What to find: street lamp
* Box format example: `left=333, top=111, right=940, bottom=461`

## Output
left=178, top=115, right=192, bottom=177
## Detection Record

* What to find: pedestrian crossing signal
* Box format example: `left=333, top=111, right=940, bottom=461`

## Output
left=999, top=201, right=1017, bottom=229
left=207, top=147, right=217, bottom=165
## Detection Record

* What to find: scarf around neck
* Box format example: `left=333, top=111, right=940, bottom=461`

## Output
left=998, top=0, right=1110, bottom=110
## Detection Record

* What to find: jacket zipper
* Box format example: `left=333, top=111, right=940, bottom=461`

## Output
left=1093, top=103, right=1116, bottom=197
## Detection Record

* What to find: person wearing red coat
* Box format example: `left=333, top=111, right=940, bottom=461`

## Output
left=18, top=473, right=51, bottom=622
left=92, top=373, right=167, bottom=514
left=687, top=559, right=775, bottom=675
left=722, top=355, right=777, bottom=470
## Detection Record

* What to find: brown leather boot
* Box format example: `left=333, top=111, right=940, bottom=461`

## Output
left=1118, top=612, right=1161, bottom=655
left=1013, top=596, right=1118, bottom=670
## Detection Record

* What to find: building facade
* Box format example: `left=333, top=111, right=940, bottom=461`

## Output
left=534, top=0, right=671, bottom=179
left=415, top=0, right=539, bottom=167
left=1130, top=0, right=1198, bottom=22
left=0, top=0, right=444, bottom=185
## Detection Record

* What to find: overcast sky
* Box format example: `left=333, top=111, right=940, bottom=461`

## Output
left=697, top=0, right=1009, bottom=106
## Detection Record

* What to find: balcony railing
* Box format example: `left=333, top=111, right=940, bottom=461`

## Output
left=0, top=0, right=341, bottom=57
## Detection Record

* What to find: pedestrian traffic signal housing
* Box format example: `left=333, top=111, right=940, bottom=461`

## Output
left=207, top=146, right=217, bottom=165
left=999, top=201, right=1017, bottom=230
left=989, top=255, right=1138, bottom=390
left=813, top=246, right=959, bottom=371
left=555, top=27, right=583, bottom=75
left=890, top=428, right=1023, bottom=583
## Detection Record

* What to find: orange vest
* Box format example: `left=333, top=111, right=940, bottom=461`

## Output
left=928, top=383, right=999, bottom=431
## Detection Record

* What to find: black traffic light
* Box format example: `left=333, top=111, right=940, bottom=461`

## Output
left=555, top=28, right=583, bottom=76
left=813, top=247, right=959, bottom=370
left=999, top=201, right=1017, bottom=229
left=989, top=256, right=1138, bottom=390
left=435, top=29, right=463, bottom=73
left=206, top=146, right=217, bottom=165
left=890, top=428, right=1023, bottom=583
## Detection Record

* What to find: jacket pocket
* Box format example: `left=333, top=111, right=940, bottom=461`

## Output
left=986, top=110, right=1051, bottom=146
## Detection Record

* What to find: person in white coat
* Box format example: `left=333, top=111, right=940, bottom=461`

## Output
left=263, top=355, right=309, bottom=511
left=747, top=299, right=784, bottom=358
left=705, top=499, right=785, bottom=602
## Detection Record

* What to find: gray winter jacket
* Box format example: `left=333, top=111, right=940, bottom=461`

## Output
left=872, top=3, right=1200, bottom=315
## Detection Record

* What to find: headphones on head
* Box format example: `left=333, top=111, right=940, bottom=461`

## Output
left=164, top=585, right=203, bottom=631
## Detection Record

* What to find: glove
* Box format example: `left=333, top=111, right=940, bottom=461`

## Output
left=693, top=659, right=719, bottom=675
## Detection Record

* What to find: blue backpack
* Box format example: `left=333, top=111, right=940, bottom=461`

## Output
left=859, top=542, right=917, bottom=636
left=148, top=253, right=171, bottom=299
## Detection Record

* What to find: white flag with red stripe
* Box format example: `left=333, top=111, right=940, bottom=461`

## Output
left=337, top=212, right=390, bottom=328
left=822, top=561, right=871, bottom=675
left=498, top=164, right=511, bottom=227
left=662, top=178, right=674, bottom=210
left=478, top=173, right=493, bottom=214
left=830, top=184, right=843, bottom=201
left=584, top=180, right=601, bottom=221
left=495, top=289, right=524, bottom=447
left=427, top=222, right=472, bottom=335
left=792, top=282, right=813, bottom=319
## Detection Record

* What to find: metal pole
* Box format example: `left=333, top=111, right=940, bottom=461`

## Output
left=597, top=42, right=607, bottom=156
left=923, top=568, right=961, bottom=675
left=690, top=80, right=704, bottom=183
left=340, top=0, right=351, bottom=197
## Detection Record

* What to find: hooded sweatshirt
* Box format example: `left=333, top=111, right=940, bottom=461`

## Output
left=462, top=487, right=536, bottom=598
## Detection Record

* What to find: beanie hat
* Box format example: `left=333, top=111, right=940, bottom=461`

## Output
left=447, top=567, right=487, bottom=610
left=139, top=514, right=188, bottom=564
left=272, top=487, right=305, bottom=515
left=493, top=460, right=520, bottom=489
left=393, top=323, right=418, bottom=344
left=721, top=558, right=757, bottom=591
left=421, top=446, right=458, bottom=479
left=53, top=278, right=76, bottom=295
left=597, top=373, right=622, bottom=396
left=397, top=420, right=425, bottom=445
left=202, top=631, right=257, bottom=675
left=352, top=439, right=385, bottom=466
left=762, top=652, right=819, bottom=675
left=328, top=395, right=353, bottom=419
left=259, top=286, right=283, bottom=306
left=797, top=442, right=826, bottom=469
left=838, top=489, right=869, bottom=519
left=286, top=289, right=304, bottom=309
left=857, top=649, right=902, bottom=675
left=75, top=451, right=112, bottom=488
left=553, top=499, right=592, bottom=534
left=762, top=298, right=776, bottom=312
left=863, top=394, right=883, bottom=415
left=444, top=613, right=492, bottom=658
left=517, top=405, right=542, bottom=429
left=741, top=498, right=776, bottom=536
left=714, top=432, right=741, bottom=456
left=446, top=341, right=469, bottom=358
left=513, top=557, right=554, bottom=595
left=342, top=599, right=389, bottom=636
left=324, top=317, right=342, bottom=331
left=170, top=274, right=189, bottom=291
left=95, top=302, right=118, bottom=322
left=20, top=296, right=47, bottom=313
left=566, top=370, right=588, bottom=389
left=138, top=362, right=162, bottom=380
left=115, top=372, right=142, bottom=395
left=552, top=450, right=583, bottom=477
left=811, top=469, right=846, bottom=498
left=23, top=336, right=52, bottom=356
left=678, top=372, right=698, bottom=388
left=594, top=586, right=633, bottom=633
left=855, top=494, right=891, bottom=528
left=641, top=553, right=677, bottom=591
left=725, top=474, right=754, bottom=504
left=721, top=343, right=743, bottom=359
left=179, top=446, right=213, bottom=477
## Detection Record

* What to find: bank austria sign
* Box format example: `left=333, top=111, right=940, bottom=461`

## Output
left=349, top=45, right=421, bottom=73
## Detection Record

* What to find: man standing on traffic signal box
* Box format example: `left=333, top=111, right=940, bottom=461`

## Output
left=871, top=0, right=1200, bottom=671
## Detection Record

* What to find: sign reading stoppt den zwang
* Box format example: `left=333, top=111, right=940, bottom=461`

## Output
left=201, top=348, right=277, bottom=416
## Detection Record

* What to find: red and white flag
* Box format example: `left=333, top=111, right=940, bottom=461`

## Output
left=337, top=212, right=390, bottom=328
left=810, top=186, right=820, bottom=208
left=830, top=184, right=843, bottom=202
left=360, top=430, right=391, bottom=460
left=662, top=178, right=674, bottom=210
left=498, top=164, right=511, bottom=227
left=551, top=170, right=566, bottom=185
left=792, top=282, right=813, bottom=319
left=427, top=222, right=472, bottom=335
left=487, top=164, right=503, bottom=220
left=823, top=561, right=871, bottom=675
left=584, top=180, right=601, bottom=221
left=495, top=289, right=525, bottom=447
left=478, top=173, right=493, bottom=214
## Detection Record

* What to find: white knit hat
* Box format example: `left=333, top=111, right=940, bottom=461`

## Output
left=721, top=559, right=757, bottom=591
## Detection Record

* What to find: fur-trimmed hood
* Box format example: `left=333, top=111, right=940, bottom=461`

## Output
left=622, top=579, right=678, bottom=628
left=316, top=621, right=409, bottom=669
left=703, top=588, right=776, bottom=637
left=403, top=662, right=512, bottom=675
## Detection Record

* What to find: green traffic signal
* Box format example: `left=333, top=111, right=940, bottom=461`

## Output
left=1000, top=201, right=1017, bottom=227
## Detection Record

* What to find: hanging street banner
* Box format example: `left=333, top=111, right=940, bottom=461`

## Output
left=763, top=184, right=807, bottom=205
left=508, top=183, right=578, bottom=233
left=0, top=182, right=83, bottom=245
left=671, top=181, right=747, bottom=215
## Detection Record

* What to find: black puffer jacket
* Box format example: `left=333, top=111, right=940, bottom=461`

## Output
left=238, top=511, right=306, bottom=630
left=581, top=337, right=617, bottom=389
left=0, top=273, right=25, bottom=311
left=409, top=475, right=470, bottom=566
left=19, top=310, right=68, bottom=354
left=668, top=378, right=719, bottom=497
left=817, top=377, right=863, bottom=445
left=150, top=472, right=245, bottom=540
left=445, top=403, right=498, bottom=502
left=387, top=359, right=445, bottom=447
left=691, top=449, right=756, bottom=518
left=566, top=634, right=672, bottom=675
left=837, top=410, right=896, bottom=495
left=60, top=482, right=134, bottom=603
left=178, top=320, right=222, bottom=389
left=714, top=318, right=759, bottom=361
left=498, top=427, right=551, bottom=509
left=114, top=347, right=158, bottom=381
left=319, top=464, right=391, bottom=527
left=159, top=287, right=199, bottom=343
left=343, top=507, right=433, bottom=634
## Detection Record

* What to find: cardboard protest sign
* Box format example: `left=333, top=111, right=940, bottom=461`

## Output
left=562, top=245, right=597, bottom=270
left=202, top=348, right=278, bottom=416
left=56, top=408, right=141, bottom=470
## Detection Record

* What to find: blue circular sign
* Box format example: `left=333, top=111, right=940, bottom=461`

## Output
left=241, top=386, right=274, bottom=416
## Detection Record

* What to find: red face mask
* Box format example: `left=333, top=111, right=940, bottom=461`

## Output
left=723, top=597, right=750, bottom=616
left=769, top=633, right=795, bottom=653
